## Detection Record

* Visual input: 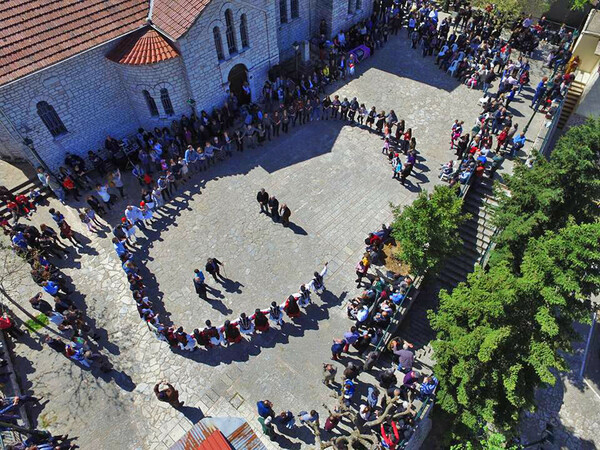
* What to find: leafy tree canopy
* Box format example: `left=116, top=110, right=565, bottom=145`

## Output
left=492, top=118, right=600, bottom=268
left=391, top=185, right=470, bottom=275
left=430, top=221, right=600, bottom=438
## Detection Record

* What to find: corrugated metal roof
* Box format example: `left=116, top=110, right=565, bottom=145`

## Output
left=198, top=429, right=232, bottom=450
left=171, top=417, right=266, bottom=450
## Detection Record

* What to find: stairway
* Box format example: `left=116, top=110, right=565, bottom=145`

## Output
left=557, top=80, right=585, bottom=129
left=0, top=177, right=46, bottom=220
left=436, top=177, right=497, bottom=290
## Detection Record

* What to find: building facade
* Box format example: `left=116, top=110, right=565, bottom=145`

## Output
left=0, top=0, right=372, bottom=171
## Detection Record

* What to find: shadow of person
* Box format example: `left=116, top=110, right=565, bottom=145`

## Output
left=403, top=179, right=422, bottom=192
left=93, top=328, right=120, bottom=356
left=179, top=405, right=205, bottom=423
left=206, top=284, right=225, bottom=299
left=287, top=222, right=308, bottom=236
left=207, top=299, right=233, bottom=315
left=411, top=171, right=429, bottom=183
left=221, top=278, right=244, bottom=294
left=272, top=431, right=303, bottom=449
left=108, top=369, right=136, bottom=392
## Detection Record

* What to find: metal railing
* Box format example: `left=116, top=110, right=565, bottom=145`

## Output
left=373, top=175, right=475, bottom=354
left=537, top=92, right=568, bottom=158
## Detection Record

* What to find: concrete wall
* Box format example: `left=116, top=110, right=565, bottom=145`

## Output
left=0, top=44, right=138, bottom=170
left=178, top=0, right=280, bottom=111
left=113, top=57, right=191, bottom=131
left=576, top=70, right=600, bottom=118
left=572, top=33, right=600, bottom=73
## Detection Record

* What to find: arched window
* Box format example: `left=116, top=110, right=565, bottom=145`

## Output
left=240, top=14, right=249, bottom=48
left=36, top=101, right=67, bottom=137
left=160, top=88, right=175, bottom=116
left=291, top=0, right=299, bottom=18
left=347, top=0, right=353, bottom=14
left=143, top=90, right=159, bottom=117
left=213, top=27, right=224, bottom=60
left=225, top=9, right=237, bottom=54
left=279, top=0, right=287, bottom=23
left=356, top=0, right=362, bottom=10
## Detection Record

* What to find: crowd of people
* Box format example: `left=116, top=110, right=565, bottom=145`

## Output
left=251, top=230, right=437, bottom=447
left=4, top=215, right=113, bottom=373
left=0, top=0, right=582, bottom=447
left=118, top=226, right=330, bottom=352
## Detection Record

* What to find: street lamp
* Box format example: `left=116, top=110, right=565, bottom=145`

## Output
left=292, top=41, right=300, bottom=78
left=22, top=136, right=53, bottom=176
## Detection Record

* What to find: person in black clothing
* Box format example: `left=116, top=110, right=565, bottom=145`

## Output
left=268, top=196, right=280, bottom=221
left=256, top=188, right=269, bottom=214
left=279, top=203, right=291, bottom=227
left=45, top=335, right=66, bottom=353
left=65, top=153, right=86, bottom=172
left=193, top=269, right=208, bottom=301
left=53, top=296, right=74, bottom=314
left=400, top=163, right=413, bottom=186
left=205, top=258, right=224, bottom=282
left=29, top=293, right=53, bottom=315
left=86, top=195, right=106, bottom=217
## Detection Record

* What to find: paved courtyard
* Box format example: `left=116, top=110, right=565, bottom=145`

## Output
left=5, top=30, right=571, bottom=450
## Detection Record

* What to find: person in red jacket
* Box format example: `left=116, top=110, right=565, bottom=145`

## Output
left=0, top=313, right=24, bottom=340
left=283, top=295, right=301, bottom=319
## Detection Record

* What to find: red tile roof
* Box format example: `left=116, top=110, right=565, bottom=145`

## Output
left=151, top=0, right=211, bottom=40
left=0, top=0, right=149, bottom=86
left=106, top=27, right=179, bottom=65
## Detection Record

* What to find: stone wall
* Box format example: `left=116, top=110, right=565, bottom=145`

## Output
left=330, top=0, right=374, bottom=38
left=0, top=0, right=372, bottom=170
left=277, top=0, right=313, bottom=61
left=0, top=44, right=138, bottom=170
left=178, top=0, right=280, bottom=112
left=113, top=57, right=191, bottom=131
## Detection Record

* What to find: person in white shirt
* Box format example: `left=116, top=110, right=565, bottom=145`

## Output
left=308, top=263, right=328, bottom=294
left=96, top=184, right=113, bottom=209
left=125, top=205, right=147, bottom=230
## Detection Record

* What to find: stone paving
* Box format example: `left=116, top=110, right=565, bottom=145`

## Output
left=4, top=28, right=565, bottom=450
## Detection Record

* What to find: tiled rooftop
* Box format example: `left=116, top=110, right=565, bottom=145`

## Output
left=106, top=27, right=179, bottom=65
left=0, top=0, right=217, bottom=85
left=0, top=0, right=149, bottom=86
left=151, top=0, right=211, bottom=40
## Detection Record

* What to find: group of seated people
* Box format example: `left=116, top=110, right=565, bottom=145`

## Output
left=347, top=274, right=412, bottom=331
left=0, top=185, right=42, bottom=223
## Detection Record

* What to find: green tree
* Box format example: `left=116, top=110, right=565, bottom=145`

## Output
left=391, top=185, right=469, bottom=275
left=492, top=118, right=600, bottom=269
left=451, top=431, right=516, bottom=450
left=571, top=0, right=593, bottom=9
left=471, top=0, right=549, bottom=21
left=430, top=222, right=600, bottom=438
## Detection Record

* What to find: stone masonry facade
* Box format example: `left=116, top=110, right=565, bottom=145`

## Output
left=0, top=0, right=374, bottom=170
left=0, top=44, right=137, bottom=170
left=114, top=57, right=191, bottom=132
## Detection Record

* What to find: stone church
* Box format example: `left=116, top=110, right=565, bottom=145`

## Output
left=0, top=0, right=372, bottom=170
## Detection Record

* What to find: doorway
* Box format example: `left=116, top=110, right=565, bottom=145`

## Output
left=228, top=64, right=250, bottom=105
